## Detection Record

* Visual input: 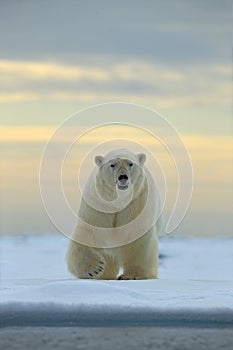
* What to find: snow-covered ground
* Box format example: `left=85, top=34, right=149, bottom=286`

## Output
left=0, top=234, right=233, bottom=327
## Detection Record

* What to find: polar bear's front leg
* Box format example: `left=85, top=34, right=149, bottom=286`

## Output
left=118, top=227, right=158, bottom=280
left=66, top=240, right=105, bottom=279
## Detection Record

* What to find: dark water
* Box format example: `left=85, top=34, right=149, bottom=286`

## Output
left=1, top=327, right=233, bottom=350
left=1, top=306, right=233, bottom=328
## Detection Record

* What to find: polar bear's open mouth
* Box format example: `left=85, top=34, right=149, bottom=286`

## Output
left=117, top=183, right=129, bottom=190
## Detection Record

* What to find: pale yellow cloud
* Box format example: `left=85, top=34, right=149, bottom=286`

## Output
left=0, top=60, right=109, bottom=81
left=1, top=125, right=232, bottom=231
left=112, top=62, right=184, bottom=83
left=1, top=125, right=232, bottom=187
left=0, top=91, right=197, bottom=108
left=0, top=92, right=40, bottom=103
left=1, top=126, right=54, bottom=142
left=1, top=125, right=233, bottom=151
left=0, top=59, right=231, bottom=107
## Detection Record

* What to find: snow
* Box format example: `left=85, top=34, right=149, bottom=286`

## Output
left=0, top=234, right=233, bottom=326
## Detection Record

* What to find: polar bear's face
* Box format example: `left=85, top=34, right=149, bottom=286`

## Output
left=95, top=151, right=146, bottom=191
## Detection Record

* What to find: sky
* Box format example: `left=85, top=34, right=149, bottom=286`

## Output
left=0, top=0, right=232, bottom=236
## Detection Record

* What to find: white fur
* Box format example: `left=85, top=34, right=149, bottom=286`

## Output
left=66, top=148, right=159, bottom=280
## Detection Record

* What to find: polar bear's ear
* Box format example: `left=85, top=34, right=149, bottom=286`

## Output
left=137, top=153, right=146, bottom=165
left=95, top=155, right=104, bottom=167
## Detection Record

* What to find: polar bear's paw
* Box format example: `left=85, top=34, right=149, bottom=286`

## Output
left=86, top=260, right=105, bottom=279
left=117, top=266, right=157, bottom=280
left=118, top=273, right=146, bottom=280
left=76, top=249, right=105, bottom=279
left=78, top=260, right=105, bottom=279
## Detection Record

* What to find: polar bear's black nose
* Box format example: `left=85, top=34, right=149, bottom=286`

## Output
left=118, top=174, right=128, bottom=181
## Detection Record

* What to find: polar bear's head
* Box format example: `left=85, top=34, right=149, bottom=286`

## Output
left=94, top=148, right=146, bottom=192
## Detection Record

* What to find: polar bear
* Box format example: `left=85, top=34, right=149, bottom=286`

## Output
left=66, top=148, right=159, bottom=280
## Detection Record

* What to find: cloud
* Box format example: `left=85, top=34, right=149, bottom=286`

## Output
left=1, top=124, right=232, bottom=159
left=0, top=59, right=231, bottom=108
left=2, top=129, right=233, bottom=225
left=1, top=126, right=54, bottom=142
left=0, top=60, right=109, bottom=82
left=0, top=1, right=231, bottom=65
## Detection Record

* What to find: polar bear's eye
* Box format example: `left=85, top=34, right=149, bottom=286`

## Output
left=129, top=163, right=133, bottom=167
left=110, top=164, right=115, bottom=168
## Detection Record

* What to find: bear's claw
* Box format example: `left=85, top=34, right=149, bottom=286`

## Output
left=118, top=274, right=145, bottom=280
left=83, top=260, right=105, bottom=279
